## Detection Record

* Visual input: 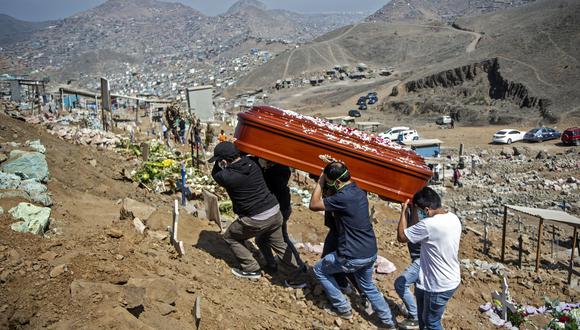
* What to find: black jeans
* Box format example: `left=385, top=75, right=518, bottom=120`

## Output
left=260, top=208, right=304, bottom=268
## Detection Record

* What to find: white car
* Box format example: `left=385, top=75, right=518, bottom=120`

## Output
left=397, top=129, right=420, bottom=143
left=379, top=126, right=410, bottom=140
left=492, top=129, right=525, bottom=144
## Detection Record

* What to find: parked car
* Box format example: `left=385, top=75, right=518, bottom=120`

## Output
left=358, top=103, right=368, bottom=110
left=436, top=116, right=452, bottom=125
left=367, top=92, right=378, bottom=104
left=379, top=126, right=410, bottom=140
left=357, top=96, right=367, bottom=106
left=524, top=127, right=561, bottom=142
left=561, top=127, right=580, bottom=146
left=348, top=109, right=361, bottom=118
left=397, top=129, right=420, bottom=143
left=492, top=129, right=525, bottom=144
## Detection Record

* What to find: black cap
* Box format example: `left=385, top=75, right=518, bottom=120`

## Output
left=208, top=141, right=239, bottom=163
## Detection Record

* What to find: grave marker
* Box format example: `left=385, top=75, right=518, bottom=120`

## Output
left=167, top=200, right=185, bottom=256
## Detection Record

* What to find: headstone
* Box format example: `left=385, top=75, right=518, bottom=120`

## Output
left=167, top=200, right=184, bottom=256
left=202, top=189, right=222, bottom=232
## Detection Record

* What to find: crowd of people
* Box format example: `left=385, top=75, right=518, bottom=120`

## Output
left=209, top=141, right=462, bottom=330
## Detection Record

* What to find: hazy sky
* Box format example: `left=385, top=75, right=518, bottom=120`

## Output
left=0, top=0, right=387, bottom=22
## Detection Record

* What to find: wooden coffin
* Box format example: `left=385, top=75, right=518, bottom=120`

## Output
left=234, top=106, right=432, bottom=202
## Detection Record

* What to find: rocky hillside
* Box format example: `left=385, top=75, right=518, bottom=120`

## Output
left=0, top=14, right=49, bottom=46
left=365, top=0, right=537, bottom=23
left=233, top=0, right=580, bottom=124
left=0, top=0, right=366, bottom=79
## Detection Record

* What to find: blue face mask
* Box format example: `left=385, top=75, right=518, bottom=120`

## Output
left=418, top=209, right=428, bottom=219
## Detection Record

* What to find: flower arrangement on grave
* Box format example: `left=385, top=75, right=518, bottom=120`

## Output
left=545, top=298, right=580, bottom=330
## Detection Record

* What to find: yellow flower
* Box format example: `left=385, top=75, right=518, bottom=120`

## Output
left=162, top=159, right=175, bottom=167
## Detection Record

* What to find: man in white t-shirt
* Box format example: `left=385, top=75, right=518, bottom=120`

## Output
left=397, top=187, right=461, bottom=330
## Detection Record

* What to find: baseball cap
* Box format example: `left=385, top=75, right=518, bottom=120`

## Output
left=208, top=141, right=240, bottom=163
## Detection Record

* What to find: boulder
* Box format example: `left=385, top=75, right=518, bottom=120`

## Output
left=96, top=307, right=154, bottom=330
left=9, top=202, right=51, bottom=235
left=2, top=151, right=49, bottom=183
left=19, top=179, right=52, bottom=206
left=0, top=172, right=22, bottom=190
left=120, top=198, right=156, bottom=221
left=25, top=140, right=46, bottom=154
left=127, top=278, right=177, bottom=305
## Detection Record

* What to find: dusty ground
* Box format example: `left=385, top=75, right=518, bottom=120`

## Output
left=0, top=109, right=578, bottom=330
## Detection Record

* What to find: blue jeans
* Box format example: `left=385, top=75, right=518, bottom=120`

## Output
left=415, top=286, right=458, bottom=330
left=313, top=252, right=395, bottom=326
left=394, top=258, right=420, bottom=320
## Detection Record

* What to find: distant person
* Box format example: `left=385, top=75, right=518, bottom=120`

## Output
left=453, top=167, right=461, bottom=187
left=309, top=162, right=396, bottom=329
left=449, top=119, right=454, bottom=129
left=205, top=123, right=215, bottom=149
left=179, top=117, right=187, bottom=144
left=210, top=142, right=306, bottom=286
left=218, top=129, right=228, bottom=142
left=194, top=121, right=202, bottom=150
left=397, top=187, right=462, bottom=330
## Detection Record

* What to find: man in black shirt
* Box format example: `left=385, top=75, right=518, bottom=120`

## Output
left=309, top=162, right=396, bottom=329
left=257, top=160, right=304, bottom=271
left=210, top=142, right=303, bottom=282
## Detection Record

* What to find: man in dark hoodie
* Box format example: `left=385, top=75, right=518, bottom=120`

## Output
left=210, top=142, right=304, bottom=282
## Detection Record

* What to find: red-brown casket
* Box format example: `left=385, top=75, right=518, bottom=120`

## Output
left=234, top=106, right=432, bottom=202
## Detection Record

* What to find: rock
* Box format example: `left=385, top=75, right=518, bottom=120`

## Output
left=19, top=179, right=53, bottom=206
left=127, top=278, right=177, bottom=305
left=0, top=171, right=21, bottom=189
left=39, top=251, right=58, bottom=261
left=9, top=202, right=51, bottom=235
left=154, top=302, right=177, bottom=316
left=334, top=319, right=342, bottom=327
left=98, top=306, right=154, bottom=330
left=25, top=140, right=46, bottom=154
left=133, top=218, right=147, bottom=235
left=0, top=207, right=3, bottom=215
left=536, top=151, right=549, bottom=160
left=120, top=198, right=156, bottom=221
left=148, top=230, right=168, bottom=241
left=0, top=270, right=10, bottom=283
left=107, top=228, right=124, bottom=239
left=0, top=152, right=7, bottom=163
left=2, top=151, right=49, bottom=182
left=89, top=159, right=97, bottom=167
left=50, top=264, right=68, bottom=277
left=70, top=280, right=124, bottom=304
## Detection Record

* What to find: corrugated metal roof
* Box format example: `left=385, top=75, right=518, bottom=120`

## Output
left=505, top=205, right=580, bottom=227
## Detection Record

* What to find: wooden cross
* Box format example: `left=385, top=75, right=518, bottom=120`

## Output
left=167, top=200, right=185, bottom=256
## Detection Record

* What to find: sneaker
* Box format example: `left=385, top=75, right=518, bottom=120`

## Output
left=323, top=306, right=353, bottom=320
left=398, top=319, right=419, bottom=330
left=377, top=323, right=397, bottom=330
left=231, top=268, right=261, bottom=280
left=284, top=279, right=308, bottom=289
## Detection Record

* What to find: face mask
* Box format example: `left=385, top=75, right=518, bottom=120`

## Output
left=325, top=170, right=349, bottom=191
left=418, top=209, right=428, bottom=219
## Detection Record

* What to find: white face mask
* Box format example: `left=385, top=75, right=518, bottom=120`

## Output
left=218, top=160, right=227, bottom=169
